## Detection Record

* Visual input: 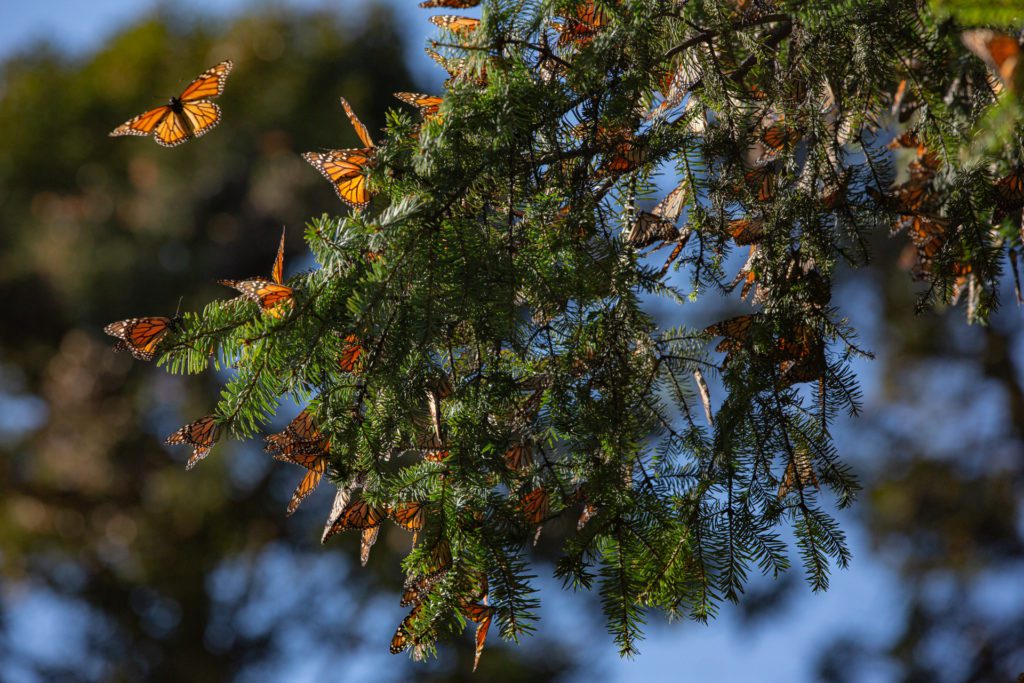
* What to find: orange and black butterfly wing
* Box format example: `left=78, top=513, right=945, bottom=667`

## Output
left=153, top=110, right=193, bottom=148
left=166, top=415, right=220, bottom=470
left=339, top=334, right=364, bottom=373
left=303, top=150, right=372, bottom=209
left=519, top=487, right=550, bottom=525
left=178, top=60, right=234, bottom=102
left=420, top=0, right=479, bottom=7
left=286, top=461, right=325, bottom=516
left=104, top=316, right=174, bottom=361
left=391, top=502, right=426, bottom=531
left=272, top=228, right=287, bottom=285
left=460, top=602, right=495, bottom=671
left=504, top=442, right=533, bottom=471
left=429, top=15, right=482, bottom=34
left=179, top=100, right=223, bottom=140
left=219, top=278, right=293, bottom=316
left=394, top=92, right=444, bottom=121
left=339, top=97, right=374, bottom=149
left=110, top=106, right=172, bottom=138
left=390, top=603, right=425, bottom=654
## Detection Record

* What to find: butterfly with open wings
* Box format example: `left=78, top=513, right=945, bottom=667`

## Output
left=110, top=61, right=232, bottom=147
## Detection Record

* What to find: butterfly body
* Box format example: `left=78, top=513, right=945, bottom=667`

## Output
left=110, top=60, right=232, bottom=147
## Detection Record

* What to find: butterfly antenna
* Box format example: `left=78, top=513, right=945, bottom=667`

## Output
left=175, top=296, right=184, bottom=318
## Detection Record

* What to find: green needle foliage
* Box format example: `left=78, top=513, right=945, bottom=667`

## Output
left=114, top=0, right=1024, bottom=664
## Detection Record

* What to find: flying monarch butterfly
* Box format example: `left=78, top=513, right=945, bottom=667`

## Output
left=394, top=92, right=444, bottom=124
left=110, top=60, right=232, bottom=147
left=338, top=334, right=364, bottom=373
left=166, top=415, right=221, bottom=470
left=503, top=441, right=533, bottom=471
left=218, top=228, right=294, bottom=318
left=429, top=15, right=481, bottom=34
left=104, top=316, right=179, bottom=361
left=303, top=97, right=375, bottom=209
left=962, top=29, right=1023, bottom=94
left=420, top=0, right=479, bottom=7
left=460, top=601, right=495, bottom=671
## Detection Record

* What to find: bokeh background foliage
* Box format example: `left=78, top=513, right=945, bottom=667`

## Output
left=0, top=2, right=1022, bottom=682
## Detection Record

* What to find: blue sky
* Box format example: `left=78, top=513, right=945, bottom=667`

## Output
left=0, top=3, right=916, bottom=681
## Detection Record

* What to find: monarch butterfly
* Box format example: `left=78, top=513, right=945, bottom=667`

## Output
left=577, top=502, right=598, bottom=531
left=104, top=316, right=179, bottom=361
left=390, top=502, right=426, bottom=532
left=285, top=459, right=327, bottom=517
left=777, top=448, right=820, bottom=499
left=166, top=415, right=221, bottom=470
left=323, top=499, right=385, bottom=565
left=704, top=314, right=758, bottom=354
left=504, top=441, right=533, bottom=471
left=110, top=60, right=232, bottom=147
left=394, top=92, right=444, bottom=124
left=728, top=217, right=763, bottom=246
left=265, top=411, right=330, bottom=516
left=218, top=228, right=293, bottom=318
left=743, top=164, right=775, bottom=202
left=962, top=29, right=1022, bottom=94
left=519, top=487, right=550, bottom=526
left=762, top=122, right=801, bottom=155
left=265, top=408, right=330, bottom=460
left=551, top=0, right=608, bottom=47
left=322, top=499, right=385, bottom=538
left=390, top=602, right=426, bottom=654
left=460, top=601, right=495, bottom=671
left=338, top=334, right=364, bottom=373
left=303, top=97, right=375, bottom=209
left=419, top=0, right=479, bottom=7
left=652, top=181, right=688, bottom=223
left=995, top=168, right=1024, bottom=210
left=888, top=130, right=923, bottom=152
left=429, top=15, right=481, bottom=34
left=426, top=48, right=488, bottom=87
left=401, top=566, right=448, bottom=607
left=623, top=195, right=674, bottom=249
left=597, top=138, right=647, bottom=177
